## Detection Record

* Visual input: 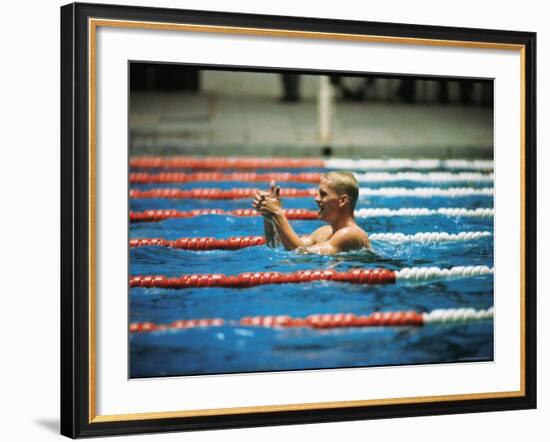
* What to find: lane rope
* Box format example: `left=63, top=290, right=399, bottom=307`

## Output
left=130, top=208, right=318, bottom=222
left=129, top=171, right=493, bottom=184
left=358, top=187, right=493, bottom=197
left=395, top=265, right=493, bottom=282
left=326, top=159, right=494, bottom=171
left=423, top=307, right=494, bottom=324
left=130, top=265, right=493, bottom=289
left=130, top=157, right=324, bottom=169
left=130, top=172, right=321, bottom=184
left=355, top=208, right=494, bottom=217
left=369, top=231, right=491, bottom=243
left=131, top=236, right=266, bottom=250
left=355, top=172, right=494, bottom=183
left=130, top=207, right=494, bottom=222
left=130, top=188, right=316, bottom=199
left=129, top=306, right=494, bottom=333
left=130, top=156, right=493, bottom=171
left=129, top=186, right=493, bottom=199
left=130, top=231, right=491, bottom=250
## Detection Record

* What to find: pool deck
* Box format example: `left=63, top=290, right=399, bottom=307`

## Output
left=130, top=92, right=494, bottom=159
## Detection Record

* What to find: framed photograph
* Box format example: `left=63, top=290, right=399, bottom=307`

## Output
left=60, top=2, right=536, bottom=438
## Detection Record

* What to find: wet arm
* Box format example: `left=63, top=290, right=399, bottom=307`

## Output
left=263, top=218, right=281, bottom=248
left=270, top=212, right=308, bottom=251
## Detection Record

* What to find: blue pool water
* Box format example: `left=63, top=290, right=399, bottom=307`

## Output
left=129, top=166, right=494, bottom=378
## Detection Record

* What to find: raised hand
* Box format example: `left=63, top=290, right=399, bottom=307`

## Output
left=269, top=180, right=281, bottom=202
left=252, top=180, right=282, bottom=216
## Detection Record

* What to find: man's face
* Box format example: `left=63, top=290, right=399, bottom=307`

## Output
left=315, top=177, right=343, bottom=222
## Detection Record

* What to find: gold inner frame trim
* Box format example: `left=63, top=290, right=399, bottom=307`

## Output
left=88, top=17, right=527, bottom=423
left=91, top=390, right=524, bottom=423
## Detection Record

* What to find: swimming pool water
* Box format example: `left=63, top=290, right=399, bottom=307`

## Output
left=129, top=166, right=494, bottom=378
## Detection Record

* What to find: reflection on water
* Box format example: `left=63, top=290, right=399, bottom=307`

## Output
left=278, top=247, right=406, bottom=271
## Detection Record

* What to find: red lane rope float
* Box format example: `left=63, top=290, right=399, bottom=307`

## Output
left=130, top=157, right=325, bottom=170
left=130, top=172, right=322, bottom=184
left=240, top=311, right=424, bottom=328
left=130, top=268, right=396, bottom=289
left=130, top=231, right=491, bottom=251
left=129, top=187, right=317, bottom=199
left=129, top=306, right=494, bottom=333
left=130, top=208, right=318, bottom=222
left=130, top=318, right=226, bottom=333
left=130, top=235, right=266, bottom=250
left=129, top=311, right=424, bottom=333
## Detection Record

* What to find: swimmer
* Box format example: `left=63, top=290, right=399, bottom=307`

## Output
left=252, top=171, right=371, bottom=255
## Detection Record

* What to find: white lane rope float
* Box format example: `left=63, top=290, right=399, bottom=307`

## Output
left=130, top=171, right=493, bottom=184
left=355, top=172, right=494, bottom=183
left=130, top=207, right=495, bottom=222
left=369, top=231, right=491, bottom=243
left=129, top=306, right=494, bottom=333
left=130, top=265, right=494, bottom=289
left=129, top=186, right=493, bottom=199
left=326, top=159, right=494, bottom=171
left=394, top=265, right=493, bottom=283
left=422, top=307, right=494, bottom=324
left=130, top=231, right=493, bottom=250
left=130, top=156, right=493, bottom=171
left=358, top=187, right=493, bottom=197
left=355, top=207, right=494, bottom=218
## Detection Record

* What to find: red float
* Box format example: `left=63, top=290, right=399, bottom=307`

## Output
left=130, top=268, right=396, bottom=289
left=129, top=187, right=317, bottom=199
left=130, top=208, right=319, bottom=222
left=131, top=236, right=267, bottom=250
left=130, top=156, right=325, bottom=170
left=129, top=310, right=424, bottom=333
left=130, top=172, right=322, bottom=184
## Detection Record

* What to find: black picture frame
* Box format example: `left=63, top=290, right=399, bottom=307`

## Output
left=61, top=2, right=536, bottom=438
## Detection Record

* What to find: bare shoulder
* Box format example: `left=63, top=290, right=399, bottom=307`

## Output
left=330, top=225, right=371, bottom=250
left=299, top=225, right=332, bottom=247
left=310, top=225, right=333, bottom=242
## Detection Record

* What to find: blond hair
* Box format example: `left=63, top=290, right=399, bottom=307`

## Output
left=322, top=171, right=359, bottom=210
